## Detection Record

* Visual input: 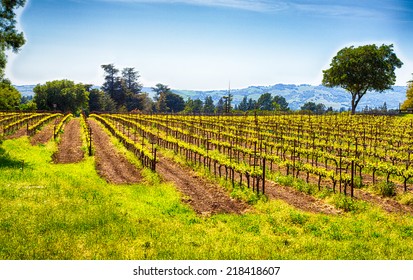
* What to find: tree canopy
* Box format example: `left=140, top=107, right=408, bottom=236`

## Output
left=33, top=80, right=89, bottom=113
left=300, top=102, right=326, bottom=114
left=0, top=0, right=26, bottom=80
left=322, top=44, right=403, bottom=114
left=0, top=80, right=20, bottom=110
left=401, top=76, right=413, bottom=110
left=152, top=83, right=185, bottom=113
left=238, top=94, right=288, bottom=112
left=257, top=93, right=273, bottom=110
left=101, top=64, right=146, bottom=111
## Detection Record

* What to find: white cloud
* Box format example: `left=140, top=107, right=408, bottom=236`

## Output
left=95, top=0, right=288, bottom=12
left=95, top=0, right=387, bottom=18
left=292, top=3, right=382, bottom=19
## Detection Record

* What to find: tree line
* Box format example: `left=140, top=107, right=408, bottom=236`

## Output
left=3, top=68, right=412, bottom=115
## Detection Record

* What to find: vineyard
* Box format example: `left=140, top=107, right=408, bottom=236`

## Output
left=1, top=110, right=413, bottom=259
left=90, top=113, right=413, bottom=198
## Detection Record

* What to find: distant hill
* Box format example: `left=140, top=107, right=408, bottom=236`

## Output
left=15, top=85, right=37, bottom=97
left=15, top=84, right=407, bottom=111
left=173, top=84, right=407, bottom=110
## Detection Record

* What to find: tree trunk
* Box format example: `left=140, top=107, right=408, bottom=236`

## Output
left=351, top=94, right=357, bottom=114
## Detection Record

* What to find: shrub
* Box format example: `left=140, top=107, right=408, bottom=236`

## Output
left=374, top=181, right=396, bottom=197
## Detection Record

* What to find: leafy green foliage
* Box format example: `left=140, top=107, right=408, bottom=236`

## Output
left=257, top=92, right=273, bottom=110
left=0, top=0, right=26, bottom=79
left=373, top=181, right=396, bottom=197
left=0, top=81, right=20, bottom=109
left=88, top=88, right=116, bottom=113
left=33, top=80, right=89, bottom=114
left=401, top=77, right=413, bottom=110
left=101, top=64, right=150, bottom=112
left=300, top=102, right=326, bottom=114
left=184, top=97, right=203, bottom=113
left=323, top=44, right=403, bottom=114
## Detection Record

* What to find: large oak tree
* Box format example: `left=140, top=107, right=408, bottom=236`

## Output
left=1, top=0, right=26, bottom=80
left=322, top=44, right=403, bottom=114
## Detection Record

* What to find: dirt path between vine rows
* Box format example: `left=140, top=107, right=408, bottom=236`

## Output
left=354, top=189, right=413, bottom=214
left=88, top=119, right=142, bottom=184
left=156, top=156, right=249, bottom=215
left=52, top=119, right=84, bottom=164
left=5, top=126, right=27, bottom=139
left=31, top=118, right=61, bottom=146
left=268, top=165, right=413, bottom=214
left=264, top=180, right=341, bottom=215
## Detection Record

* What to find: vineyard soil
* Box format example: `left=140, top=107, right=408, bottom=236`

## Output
left=88, top=119, right=142, bottom=184
left=156, top=155, right=248, bottom=215
left=264, top=180, right=340, bottom=214
left=30, top=118, right=60, bottom=146
left=53, top=119, right=84, bottom=164
left=5, top=126, right=27, bottom=139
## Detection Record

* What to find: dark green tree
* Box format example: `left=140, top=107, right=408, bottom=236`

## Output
left=0, top=80, right=20, bottom=109
left=323, top=44, right=403, bottom=114
left=33, top=80, right=89, bottom=113
left=101, top=64, right=124, bottom=107
left=156, top=92, right=169, bottom=113
left=273, top=95, right=289, bottom=111
left=88, top=88, right=116, bottom=112
left=0, top=0, right=26, bottom=80
left=247, top=98, right=257, bottom=110
left=301, top=102, right=326, bottom=114
left=152, top=84, right=184, bottom=113
left=315, top=103, right=326, bottom=114
left=166, top=93, right=185, bottom=113
left=152, top=83, right=171, bottom=100
left=203, top=96, right=215, bottom=113
left=138, top=93, right=154, bottom=113
left=88, top=88, right=103, bottom=112
left=122, top=67, right=142, bottom=95
left=257, top=92, right=273, bottom=110
left=184, top=98, right=203, bottom=113
left=300, top=102, right=317, bottom=112
left=215, top=97, right=224, bottom=114
left=238, top=96, right=248, bottom=111
left=223, top=93, right=233, bottom=113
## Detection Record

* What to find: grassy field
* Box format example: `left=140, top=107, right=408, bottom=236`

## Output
left=1, top=135, right=413, bottom=260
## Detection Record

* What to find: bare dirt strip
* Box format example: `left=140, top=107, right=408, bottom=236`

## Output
left=156, top=155, right=249, bottom=215
left=270, top=165, right=413, bottom=214
left=52, top=119, right=84, bottom=164
left=30, top=118, right=61, bottom=146
left=88, top=119, right=142, bottom=184
left=5, top=126, right=27, bottom=139
left=354, top=189, right=413, bottom=214
left=264, top=180, right=341, bottom=215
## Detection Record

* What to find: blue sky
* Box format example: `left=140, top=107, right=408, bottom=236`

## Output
left=6, top=0, right=413, bottom=90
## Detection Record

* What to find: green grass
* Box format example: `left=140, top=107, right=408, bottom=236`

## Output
left=1, top=137, right=413, bottom=260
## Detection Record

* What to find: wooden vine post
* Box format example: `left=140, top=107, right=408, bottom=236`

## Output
left=88, top=126, right=93, bottom=156
left=351, top=160, right=355, bottom=197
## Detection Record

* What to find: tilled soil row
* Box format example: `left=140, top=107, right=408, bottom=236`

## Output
left=354, top=189, right=413, bottom=214
left=5, top=126, right=27, bottom=140
left=156, top=155, right=248, bottom=215
left=264, top=180, right=341, bottom=214
left=88, top=119, right=142, bottom=184
left=30, top=118, right=61, bottom=146
left=53, top=119, right=84, bottom=164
